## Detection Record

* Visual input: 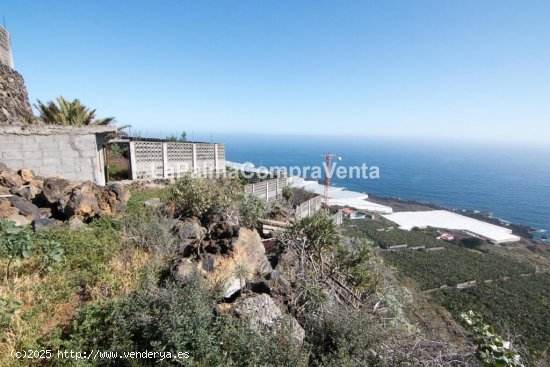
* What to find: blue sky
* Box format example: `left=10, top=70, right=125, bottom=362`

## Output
left=3, top=1, right=550, bottom=143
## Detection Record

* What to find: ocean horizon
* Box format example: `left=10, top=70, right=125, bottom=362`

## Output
left=218, top=134, right=550, bottom=236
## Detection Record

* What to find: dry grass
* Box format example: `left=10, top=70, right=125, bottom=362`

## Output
left=0, top=222, right=150, bottom=366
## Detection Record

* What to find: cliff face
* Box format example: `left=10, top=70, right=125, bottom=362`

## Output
left=0, top=64, right=33, bottom=124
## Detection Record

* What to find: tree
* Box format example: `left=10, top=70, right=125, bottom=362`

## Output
left=165, top=131, right=187, bottom=142
left=460, top=237, right=484, bottom=249
left=35, top=97, right=115, bottom=126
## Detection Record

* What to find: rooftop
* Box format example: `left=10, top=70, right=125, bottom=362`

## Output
left=382, top=210, right=521, bottom=243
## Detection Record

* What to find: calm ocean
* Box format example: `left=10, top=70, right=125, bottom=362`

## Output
left=217, top=134, right=550, bottom=235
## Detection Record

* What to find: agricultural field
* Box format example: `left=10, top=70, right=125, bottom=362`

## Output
left=381, top=245, right=535, bottom=290
left=343, top=219, right=446, bottom=248
left=349, top=218, right=548, bottom=359
left=431, top=273, right=550, bottom=355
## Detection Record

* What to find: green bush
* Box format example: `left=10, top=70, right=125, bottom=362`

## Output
left=39, top=239, right=64, bottom=273
left=0, top=294, right=21, bottom=329
left=461, top=310, right=524, bottom=367
left=168, top=176, right=242, bottom=219
left=459, top=237, right=484, bottom=249
left=239, top=195, right=267, bottom=229
left=306, top=306, right=387, bottom=367
left=68, top=279, right=307, bottom=366
left=0, top=219, right=35, bottom=279
left=282, top=186, right=293, bottom=201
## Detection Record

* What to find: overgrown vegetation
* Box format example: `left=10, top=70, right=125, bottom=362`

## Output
left=107, top=143, right=130, bottom=181
left=433, top=274, right=550, bottom=357
left=67, top=279, right=307, bottom=366
left=0, top=215, right=147, bottom=364
left=355, top=215, right=549, bottom=364
left=238, top=195, right=267, bottom=229
left=5, top=177, right=539, bottom=366
left=168, top=175, right=243, bottom=219
left=462, top=310, right=524, bottom=367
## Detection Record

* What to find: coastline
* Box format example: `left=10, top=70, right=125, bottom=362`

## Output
left=228, top=160, right=547, bottom=243
left=366, top=193, right=544, bottom=242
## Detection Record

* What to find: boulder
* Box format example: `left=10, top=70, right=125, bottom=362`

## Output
left=266, top=270, right=292, bottom=296
left=29, top=178, right=44, bottom=191
left=15, top=186, right=36, bottom=201
left=233, top=293, right=305, bottom=344
left=41, top=177, right=73, bottom=205
left=41, top=178, right=129, bottom=220
left=18, top=168, right=34, bottom=184
left=68, top=217, right=86, bottom=230
left=0, top=169, right=22, bottom=190
left=173, top=228, right=272, bottom=298
left=144, top=197, right=163, bottom=209
left=8, top=196, right=40, bottom=220
left=6, top=212, right=31, bottom=227
left=0, top=199, right=19, bottom=219
left=98, top=183, right=130, bottom=214
left=174, top=217, right=206, bottom=240
left=206, top=209, right=240, bottom=237
left=39, top=207, right=52, bottom=218
left=32, top=217, right=62, bottom=231
left=224, top=278, right=242, bottom=298
left=64, top=181, right=102, bottom=219
left=177, top=238, right=199, bottom=256
left=174, top=258, right=200, bottom=284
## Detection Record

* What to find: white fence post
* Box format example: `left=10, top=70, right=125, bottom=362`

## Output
left=162, top=142, right=168, bottom=178
left=129, top=141, right=137, bottom=180
left=192, top=144, right=197, bottom=174
left=214, top=144, right=219, bottom=174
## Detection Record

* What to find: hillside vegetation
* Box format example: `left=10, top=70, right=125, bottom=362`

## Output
left=1, top=176, right=537, bottom=366
left=351, top=216, right=549, bottom=364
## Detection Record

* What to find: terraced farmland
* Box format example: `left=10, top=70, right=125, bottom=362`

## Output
left=431, top=273, right=550, bottom=354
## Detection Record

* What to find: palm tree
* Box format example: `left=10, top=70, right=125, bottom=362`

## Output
left=35, top=97, right=115, bottom=126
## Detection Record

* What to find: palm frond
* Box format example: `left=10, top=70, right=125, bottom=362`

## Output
left=35, top=96, right=115, bottom=126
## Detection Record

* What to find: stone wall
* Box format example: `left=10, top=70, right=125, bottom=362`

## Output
left=0, top=125, right=117, bottom=186
left=0, top=64, right=33, bottom=124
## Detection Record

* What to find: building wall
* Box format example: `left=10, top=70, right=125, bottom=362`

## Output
left=0, top=27, right=14, bottom=68
left=0, top=132, right=106, bottom=185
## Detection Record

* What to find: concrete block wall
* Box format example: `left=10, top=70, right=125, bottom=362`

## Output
left=130, top=140, right=225, bottom=179
left=244, top=177, right=287, bottom=203
left=0, top=132, right=105, bottom=185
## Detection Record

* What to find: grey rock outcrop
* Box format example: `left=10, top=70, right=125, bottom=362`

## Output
left=174, top=227, right=272, bottom=298
left=233, top=293, right=305, bottom=344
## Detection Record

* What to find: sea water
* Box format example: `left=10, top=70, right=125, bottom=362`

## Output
left=218, top=134, right=550, bottom=235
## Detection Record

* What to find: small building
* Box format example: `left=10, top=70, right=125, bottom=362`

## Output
left=1, top=124, right=120, bottom=186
